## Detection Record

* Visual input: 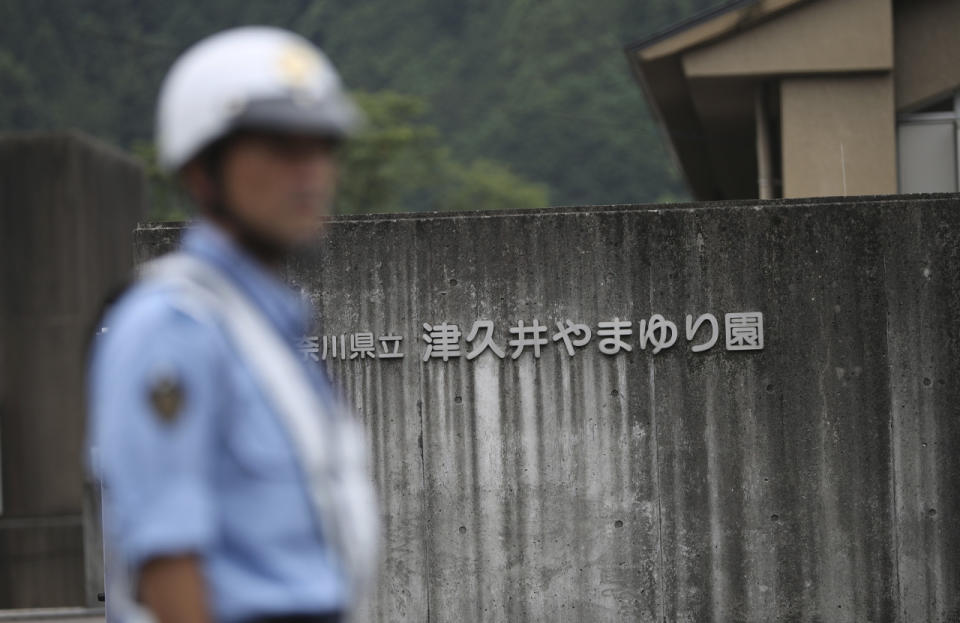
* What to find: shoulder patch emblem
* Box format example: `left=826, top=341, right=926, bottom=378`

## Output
left=149, top=374, right=185, bottom=424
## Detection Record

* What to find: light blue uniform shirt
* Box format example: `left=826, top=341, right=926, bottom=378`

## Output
left=88, top=221, right=347, bottom=622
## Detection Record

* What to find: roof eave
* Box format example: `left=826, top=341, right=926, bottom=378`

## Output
left=625, top=0, right=813, bottom=62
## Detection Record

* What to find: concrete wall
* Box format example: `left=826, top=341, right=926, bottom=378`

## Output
left=0, top=132, right=145, bottom=607
left=137, top=194, right=959, bottom=622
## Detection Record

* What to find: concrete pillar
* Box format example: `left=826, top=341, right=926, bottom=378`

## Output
left=781, top=75, right=897, bottom=197
left=755, top=86, right=775, bottom=200
left=0, top=132, right=145, bottom=607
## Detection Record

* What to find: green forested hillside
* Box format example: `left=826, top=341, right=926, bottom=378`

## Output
left=0, top=0, right=721, bottom=214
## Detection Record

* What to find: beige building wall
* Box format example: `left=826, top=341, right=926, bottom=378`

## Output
left=781, top=75, right=897, bottom=197
left=683, top=0, right=892, bottom=78
left=894, top=0, right=960, bottom=109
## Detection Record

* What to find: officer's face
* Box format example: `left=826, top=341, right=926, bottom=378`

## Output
left=220, top=131, right=339, bottom=247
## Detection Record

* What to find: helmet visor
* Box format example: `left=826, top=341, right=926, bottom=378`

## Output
left=229, top=90, right=362, bottom=140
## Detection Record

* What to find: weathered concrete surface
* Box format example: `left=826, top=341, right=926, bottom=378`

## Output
left=136, top=194, right=960, bottom=622
left=0, top=608, right=103, bottom=622
left=0, top=132, right=145, bottom=607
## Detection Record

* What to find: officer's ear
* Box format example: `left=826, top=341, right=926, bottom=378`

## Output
left=179, top=158, right=219, bottom=213
left=179, top=137, right=234, bottom=215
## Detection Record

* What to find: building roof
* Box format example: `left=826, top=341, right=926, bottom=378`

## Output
left=624, top=0, right=819, bottom=199
left=626, top=0, right=815, bottom=60
left=626, top=0, right=765, bottom=55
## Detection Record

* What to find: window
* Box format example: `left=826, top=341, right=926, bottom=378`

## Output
left=897, top=92, right=960, bottom=193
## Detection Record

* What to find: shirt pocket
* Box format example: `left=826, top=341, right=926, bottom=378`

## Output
left=224, top=387, right=300, bottom=480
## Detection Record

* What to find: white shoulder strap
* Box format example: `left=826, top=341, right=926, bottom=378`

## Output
left=141, top=253, right=380, bottom=600
left=145, top=254, right=331, bottom=471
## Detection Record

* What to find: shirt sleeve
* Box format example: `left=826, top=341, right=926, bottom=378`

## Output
left=88, top=297, right=224, bottom=571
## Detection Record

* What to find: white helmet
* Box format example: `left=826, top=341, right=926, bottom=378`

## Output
left=156, top=26, right=361, bottom=172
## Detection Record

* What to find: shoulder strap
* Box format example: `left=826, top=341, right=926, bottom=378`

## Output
left=141, top=253, right=380, bottom=600
left=143, top=253, right=332, bottom=472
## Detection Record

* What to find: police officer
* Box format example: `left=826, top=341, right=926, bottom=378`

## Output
left=87, top=27, right=378, bottom=623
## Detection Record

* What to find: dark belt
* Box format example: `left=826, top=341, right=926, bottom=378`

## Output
left=248, top=614, right=343, bottom=623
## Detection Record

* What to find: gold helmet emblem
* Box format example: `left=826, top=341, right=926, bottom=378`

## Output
left=277, top=43, right=321, bottom=88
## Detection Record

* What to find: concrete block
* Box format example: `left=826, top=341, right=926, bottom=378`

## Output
left=0, top=518, right=85, bottom=608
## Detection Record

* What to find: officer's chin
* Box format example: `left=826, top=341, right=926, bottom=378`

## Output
left=271, top=223, right=322, bottom=259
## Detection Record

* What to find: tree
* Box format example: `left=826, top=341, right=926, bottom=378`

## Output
left=0, top=0, right=726, bottom=211
left=141, top=90, right=548, bottom=220
left=338, top=91, right=547, bottom=214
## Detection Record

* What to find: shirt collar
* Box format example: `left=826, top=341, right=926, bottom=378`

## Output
left=180, top=220, right=310, bottom=341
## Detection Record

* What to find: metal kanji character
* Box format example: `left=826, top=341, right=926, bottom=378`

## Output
left=685, top=313, right=719, bottom=353
left=465, top=320, right=506, bottom=360
left=597, top=318, right=633, bottom=355
left=422, top=322, right=462, bottom=362
left=297, top=336, right=320, bottom=362
left=349, top=332, right=377, bottom=359
left=508, top=319, right=548, bottom=359
left=322, top=335, right=346, bottom=360
left=552, top=320, right=592, bottom=357
left=725, top=312, right=764, bottom=351
left=638, top=315, right=678, bottom=354
left=378, top=335, right=405, bottom=359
